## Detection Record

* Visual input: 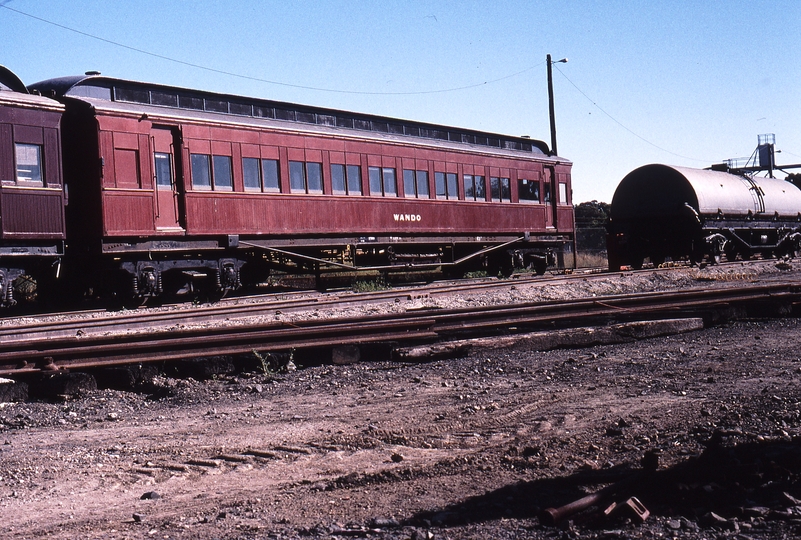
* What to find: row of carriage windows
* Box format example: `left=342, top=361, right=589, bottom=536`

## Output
left=10, top=142, right=563, bottom=205
left=186, top=152, right=561, bottom=203
left=7, top=142, right=559, bottom=204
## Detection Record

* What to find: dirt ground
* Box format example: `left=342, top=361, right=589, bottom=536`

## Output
left=3, top=264, right=801, bottom=539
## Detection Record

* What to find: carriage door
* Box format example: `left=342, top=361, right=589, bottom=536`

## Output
left=152, top=127, right=185, bottom=231
left=544, top=166, right=557, bottom=228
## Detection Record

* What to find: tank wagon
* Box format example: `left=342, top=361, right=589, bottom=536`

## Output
left=607, top=163, right=801, bottom=270
left=16, top=70, right=574, bottom=304
left=0, top=67, right=66, bottom=306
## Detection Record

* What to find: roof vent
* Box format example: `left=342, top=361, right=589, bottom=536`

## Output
left=85, top=71, right=101, bottom=76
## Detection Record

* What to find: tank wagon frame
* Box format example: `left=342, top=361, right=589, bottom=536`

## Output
left=22, top=72, right=574, bottom=303
left=607, top=164, right=801, bottom=270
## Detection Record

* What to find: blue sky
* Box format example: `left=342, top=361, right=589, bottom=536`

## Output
left=2, top=0, right=799, bottom=203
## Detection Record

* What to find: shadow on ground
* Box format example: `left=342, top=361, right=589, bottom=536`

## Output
left=409, top=433, right=801, bottom=532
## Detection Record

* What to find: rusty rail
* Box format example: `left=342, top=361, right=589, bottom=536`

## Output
left=0, top=280, right=798, bottom=375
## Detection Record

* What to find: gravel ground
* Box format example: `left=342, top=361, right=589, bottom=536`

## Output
left=2, top=261, right=801, bottom=539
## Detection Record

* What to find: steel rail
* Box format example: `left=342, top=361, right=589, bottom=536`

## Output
left=0, top=280, right=798, bottom=375
left=0, top=280, right=793, bottom=351
left=0, top=318, right=439, bottom=373
left=1, top=281, right=795, bottom=350
left=0, top=257, right=771, bottom=343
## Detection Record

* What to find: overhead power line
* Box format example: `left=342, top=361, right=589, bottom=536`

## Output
left=3, top=4, right=718, bottom=163
left=1, top=4, right=541, bottom=96
left=553, top=65, right=710, bottom=163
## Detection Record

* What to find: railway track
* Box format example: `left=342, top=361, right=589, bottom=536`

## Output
left=0, top=256, right=767, bottom=343
left=1, top=278, right=798, bottom=376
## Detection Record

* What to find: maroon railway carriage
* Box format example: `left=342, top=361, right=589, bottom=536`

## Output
left=0, top=67, right=66, bottom=307
left=31, top=73, right=574, bottom=301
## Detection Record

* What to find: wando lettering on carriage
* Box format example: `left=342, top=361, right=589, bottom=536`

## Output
left=393, top=213, right=422, bottom=222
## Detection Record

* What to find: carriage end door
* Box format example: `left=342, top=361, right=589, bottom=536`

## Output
left=152, top=126, right=185, bottom=231
left=544, top=166, right=556, bottom=228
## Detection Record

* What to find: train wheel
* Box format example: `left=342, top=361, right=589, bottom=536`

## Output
left=534, top=260, right=548, bottom=276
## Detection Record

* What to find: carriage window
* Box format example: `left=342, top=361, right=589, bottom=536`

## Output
left=191, top=154, right=211, bottom=190
left=306, top=162, right=322, bottom=193
left=243, top=158, right=261, bottom=190
left=191, top=153, right=232, bottom=190
left=416, top=170, right=429, bottom=198
left=369, top=166, right=397, bottom=197
left=290, top=161, right=305, bottom=192
left=347, top=165, right=361, bottom=195
left=332, top=164, right=346, bottom=194
left=332, top=164, right=361, bottom=195
left=559, top=182, right=568, bottom=204
left=212, top=155, right=233, bottom=190
left=435, top=171, right=457, bottom=199
left=403, top=170, right=414, bottom=197
left=243, top=158, right=280, bottom=192
left=501, top=178, right=511, bottom=201
left=403, top=169, right=429, bottom=198
left=154, top=152, right=172, bottom=187
left=464, top=175, right=486, bottom=201
left=447, top=173, right=458, bottom=200
left=290, top=160, right=322, bottom=194
left=15, top=143, right=43, bottom=186
left=490, top=177, right=511, bottom=202
left=474, top=175, right=485, bottom=200
left=544, top=182, right=551, bottom=203
left=435, top=172, right=446, bottom=198
left=518, top=179, right=540, bottom=202
left=262, top=159, right=280, bottom=192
